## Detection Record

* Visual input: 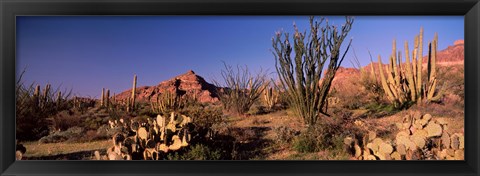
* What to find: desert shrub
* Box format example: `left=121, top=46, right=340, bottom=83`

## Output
left=443, top=94, right=464, bottom=109
left=51, top=110, right=83, bottom=131
left=213, top=63, right=267, bottom=115
left=138, top=104, right=157, bottom=117
left=16, top=70, right=73, bottom=141
left=107, top=103, right=128, bottom=119
left=293, top=114, right=358, bottom=153
left=95, top=125, right=128, bottom=140
left=84, top=116, right=105, bottom=130
left=272, top=16, right=354, bottom=125
left=293, top=133, right=319, bottom=153
left=437, top=65, right=464, bottom=104
left=166, top=143, right=223, bottom=160
left=181, top=104, right=223, bottom=130
left=364, top=101, right=401, bottom=118
left=38, top=126, right=84, bottom=143
left=273, top=126, right=299, bottom=144
left=321, top=136, right=352, bottom=160
left=178, top=144, right=222, bottom=160
left=247, top=104, right=267, bottom=115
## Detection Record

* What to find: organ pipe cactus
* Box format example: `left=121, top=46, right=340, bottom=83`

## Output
left=106, top=89, right=110, bottom=108
left=152, top=91, right=183, bottom=114
left=263, top=84, right=278, bottom=110
left=34, top=85, right=40, bottom=97
left=129, top=75, right=137, bottom=112
left=101, top=88, right=105, bottom=107
left=376, top=27, right=443, bottom=108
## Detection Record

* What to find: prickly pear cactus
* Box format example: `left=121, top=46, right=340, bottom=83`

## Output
left=345, top=112, right=463, bottom=160
left=103, top=111, right=194, bottom=160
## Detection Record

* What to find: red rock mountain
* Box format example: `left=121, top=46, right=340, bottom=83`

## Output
left=114, top=70, right=219, bottom=103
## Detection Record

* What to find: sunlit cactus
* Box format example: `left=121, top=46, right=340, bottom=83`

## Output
left=105, top=111, right=194, bottom=160
left=263, top=84, right=278, bottom=110
left=376, top=27, right=443, bottom=108
left=129, top=74, right=137, bottom=112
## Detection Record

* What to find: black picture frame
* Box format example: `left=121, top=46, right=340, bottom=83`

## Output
left=1, top=0, right=479, bottom=176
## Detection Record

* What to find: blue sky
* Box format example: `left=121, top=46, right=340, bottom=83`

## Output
left=16, top=16, right=463, bottom=98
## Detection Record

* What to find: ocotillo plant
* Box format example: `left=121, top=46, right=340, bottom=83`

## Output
left=213, top=63, right=267, bottom=115
left=376, top=27, right=443, bottom=108
left=272, top=16, right=354, bottom=125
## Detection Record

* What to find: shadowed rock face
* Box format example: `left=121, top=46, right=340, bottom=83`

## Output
left=114, top=70, right=219, bottom=103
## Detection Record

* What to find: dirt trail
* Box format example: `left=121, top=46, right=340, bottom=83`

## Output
left=226, top=110, right=305, bottom=160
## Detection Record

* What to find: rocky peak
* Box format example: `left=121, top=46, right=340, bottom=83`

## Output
left=454, top=40, right=464, bottom=46
left=114, top=70, right=219, bottom=104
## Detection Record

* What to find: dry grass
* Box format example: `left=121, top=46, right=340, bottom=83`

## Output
left=23, top=139, right=111, bottom=158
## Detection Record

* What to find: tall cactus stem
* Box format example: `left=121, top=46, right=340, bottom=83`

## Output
left=101, top=88, right=105, bottom=107
left=131, top=75, right=137, bottom=112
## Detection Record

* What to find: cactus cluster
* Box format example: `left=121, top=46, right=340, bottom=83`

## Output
left=263, top=85, right=278, bottom=110
left=376, top=27, right=443, bottom=108
left=96, top=112, right=193, bottom=160
left=151, top=91, right=184, bottom=114
left=100, top=88, right=111, bottom=108
left=32, top=84, right=52, bottom=108
left=345, top=112, right=463, bottom=160
left=31, top=83, right=69, bottom=109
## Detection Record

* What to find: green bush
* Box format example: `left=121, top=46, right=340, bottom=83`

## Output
left=293, top=117, right=355, bottom=154
left=272, top=126, right=299, bottom=144
left=247, top=104, right=267, bottom=115
left=364, top=101, right=403, bottom=118
left=293, top=133, right=318, bottom=153
left=166, top=144, right=221, bottom=160
left=184, top=144, right=221, bottom=160
left=180, top=104, right=223, bottom=132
